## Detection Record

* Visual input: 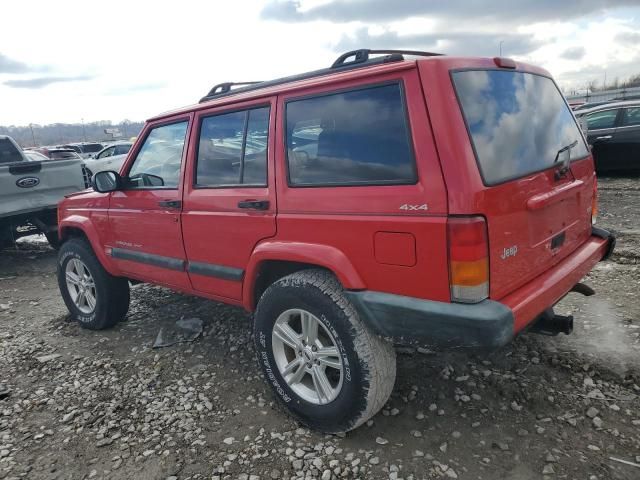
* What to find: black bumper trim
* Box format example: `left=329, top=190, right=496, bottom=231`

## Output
left=591, top=226, right=616, bottom=261
left=188, top=261, right=244, bottom=281
left=346, top=290, right=514, bottom=349
left=110, top=247, right=185, bottom=271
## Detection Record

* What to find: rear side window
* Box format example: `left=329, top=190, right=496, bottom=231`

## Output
left=586, top=109, right=619, bottom=130
left=0, top=138, right=23, bottom=164
left=452, top=70, right=589, bottom=185
left=196, top=106, right=269, bottom=187
left=114, top=144, right=131, bottom=155
left=285, top=83, right=416, bottom=186
left=621, top=107, right=640, bottom=127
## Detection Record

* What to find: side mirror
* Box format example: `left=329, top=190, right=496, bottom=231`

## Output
left=92, top=171, right=121, bottom=193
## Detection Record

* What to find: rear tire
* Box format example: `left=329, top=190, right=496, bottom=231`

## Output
left=57, top=238, right=130, bottom=330
left=254, top=269, right=396, bottom=433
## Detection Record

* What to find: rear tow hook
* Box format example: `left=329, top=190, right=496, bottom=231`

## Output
left=529, top=309, right=573, bottom=336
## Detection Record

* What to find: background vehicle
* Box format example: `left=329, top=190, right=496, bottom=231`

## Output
left=56, top=49, right=614, bottom=433
left=86, top=142, right=133, bottom=175
left=24, top=150, right=49, bottom=162
left=575, top=100, right=640, bottom=172
left=0, top=135, right=90, bottom=249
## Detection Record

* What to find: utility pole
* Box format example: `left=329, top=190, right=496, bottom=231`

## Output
left=29, top=123, right=36, bottom=147
left=499, top=40, right=504, bottom=57
left=81, top=118, right=87, bottom=142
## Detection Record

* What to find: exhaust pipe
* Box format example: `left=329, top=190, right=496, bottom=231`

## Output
left=529, top=309, right=573, bottom=336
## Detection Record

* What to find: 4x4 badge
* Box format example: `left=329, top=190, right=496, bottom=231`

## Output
left=399, top=203, right=428, bottom=211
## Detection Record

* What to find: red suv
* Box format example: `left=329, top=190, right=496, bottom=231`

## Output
left=56, top=49, right=615, bottom=433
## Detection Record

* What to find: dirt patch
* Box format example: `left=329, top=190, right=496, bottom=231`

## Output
left=1, top=179, right=639, bottom=480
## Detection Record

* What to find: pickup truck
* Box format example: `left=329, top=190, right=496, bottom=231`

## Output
left=0, top=135, right=90, bottom=249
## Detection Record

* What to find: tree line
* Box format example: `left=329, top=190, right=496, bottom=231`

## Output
left=0, top=120, right=144, bottom=148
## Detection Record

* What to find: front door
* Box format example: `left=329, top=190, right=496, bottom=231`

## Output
left=106, top=117, right=192, bottom=290
left=181, top=98, right=277, bottom=300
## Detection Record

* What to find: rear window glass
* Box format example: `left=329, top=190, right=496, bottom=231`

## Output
left=196, top=106, right=269, bottom=187
left=285, top=83, right=416, bottom=186
left=452, top=70, right=589, bottom=185
left=83, top=143, right=103, bottom=153
left=50, top=150, right=79, bottom=160
left=622, top=107, right=640, bottom=127
left=0, top=139, right=24, bottom=163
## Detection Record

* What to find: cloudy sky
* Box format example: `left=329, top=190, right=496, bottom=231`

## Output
left=1, top=0, right=639, bottom=126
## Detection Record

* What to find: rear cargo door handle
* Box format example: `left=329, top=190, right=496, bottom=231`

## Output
left=526, top=179, right=584, bottom=211
left=238, top=200, right=269, bottom=210
left=595, top=135, right=612, bottom=141
left=158, top=200, right=181, bottom=209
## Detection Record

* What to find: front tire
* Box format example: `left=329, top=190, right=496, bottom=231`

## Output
left=254, top=269, right=396, bottom=432
left=57, top=238, right=130, bottom=330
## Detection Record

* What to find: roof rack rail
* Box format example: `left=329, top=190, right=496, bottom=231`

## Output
left=199, top=49, right=444, bottom=103
left=331, top=49, right=443, bottom=68
left=205, top=81, right=262, bottom=98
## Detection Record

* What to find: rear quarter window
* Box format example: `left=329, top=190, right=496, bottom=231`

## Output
left=285, top=83, right=416, bottom=186
left=452, top=70, right=589, bottom=185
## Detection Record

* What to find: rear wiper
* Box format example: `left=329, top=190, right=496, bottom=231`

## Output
left=553, top=140, right=578, bottom=179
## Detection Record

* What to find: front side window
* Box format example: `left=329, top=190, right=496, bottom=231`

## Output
left=196, top=106, right=269, bottom=187
left=453, top=70, right=589, bottom=185
left=97, top=147, right=115, bottom=159
left=621, top=107, right=640, bottom=127
left=127, top=121, right=188, bottom=189
left=586, top=109, right=619, bottom=130
left=285, top=83, right=416, bottom=186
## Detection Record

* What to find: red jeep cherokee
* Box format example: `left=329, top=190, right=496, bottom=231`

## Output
left=56, top=49, right=615, bottom=433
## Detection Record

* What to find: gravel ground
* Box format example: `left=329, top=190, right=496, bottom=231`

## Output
left=1, top=177, right=639, bottom=480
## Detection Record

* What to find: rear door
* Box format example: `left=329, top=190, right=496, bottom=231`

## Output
left=181, top=98, right=276, bottom=301
left=106, top=118, right=192, bottom=289
left=450, top=69, right=594, bottom=300
left=584, top=108, right=620, bottom=172
left=610, top=106, right=640, bottom=171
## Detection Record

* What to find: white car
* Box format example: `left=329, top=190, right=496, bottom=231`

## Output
left=86, top=142, right=132, bottom=175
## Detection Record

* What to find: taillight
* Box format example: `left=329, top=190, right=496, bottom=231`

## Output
left=447, top=216, right=489, bottom=303
left=591, top=178, right=598, bottom=224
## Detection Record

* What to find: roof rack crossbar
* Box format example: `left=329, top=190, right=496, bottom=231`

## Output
left=205, top=81, right=262, bottom=98
left=198, top=49, right=444, bottom=104
left=331, top=49, right=443, bottom=68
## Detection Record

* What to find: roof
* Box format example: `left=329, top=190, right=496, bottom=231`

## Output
left=574, top=99, right=640, bottom=116
left=147, top=49, right=550, bottom=123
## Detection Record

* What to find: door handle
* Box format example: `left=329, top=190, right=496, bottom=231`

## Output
left=238, top=200, right=269, bottom=210
left=158, top=200, right=182, bottom=209
left=595, top=135, right=612, bottom=141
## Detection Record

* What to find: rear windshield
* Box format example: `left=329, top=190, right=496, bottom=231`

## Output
left=50, top=150, right=79, bottom=160
left=452, top=70, right=588, bottom=185
left=0, top=138, right=23, bottom=164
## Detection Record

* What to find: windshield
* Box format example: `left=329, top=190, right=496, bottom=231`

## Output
left=452, top=70, right=589, bottom=185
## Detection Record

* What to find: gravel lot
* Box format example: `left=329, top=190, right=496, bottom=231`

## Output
left=1, top=177, right=639, bottom=480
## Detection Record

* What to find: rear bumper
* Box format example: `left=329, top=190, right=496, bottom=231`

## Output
left=347, top=228, right=615, bottom=349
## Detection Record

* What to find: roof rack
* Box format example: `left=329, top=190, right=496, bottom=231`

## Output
left=204, top=82, right=262, bottom=98
left=199, top=48, right=444, bottom=103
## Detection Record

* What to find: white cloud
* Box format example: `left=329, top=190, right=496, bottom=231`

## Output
left=0, top=1, right=638, bottom=125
